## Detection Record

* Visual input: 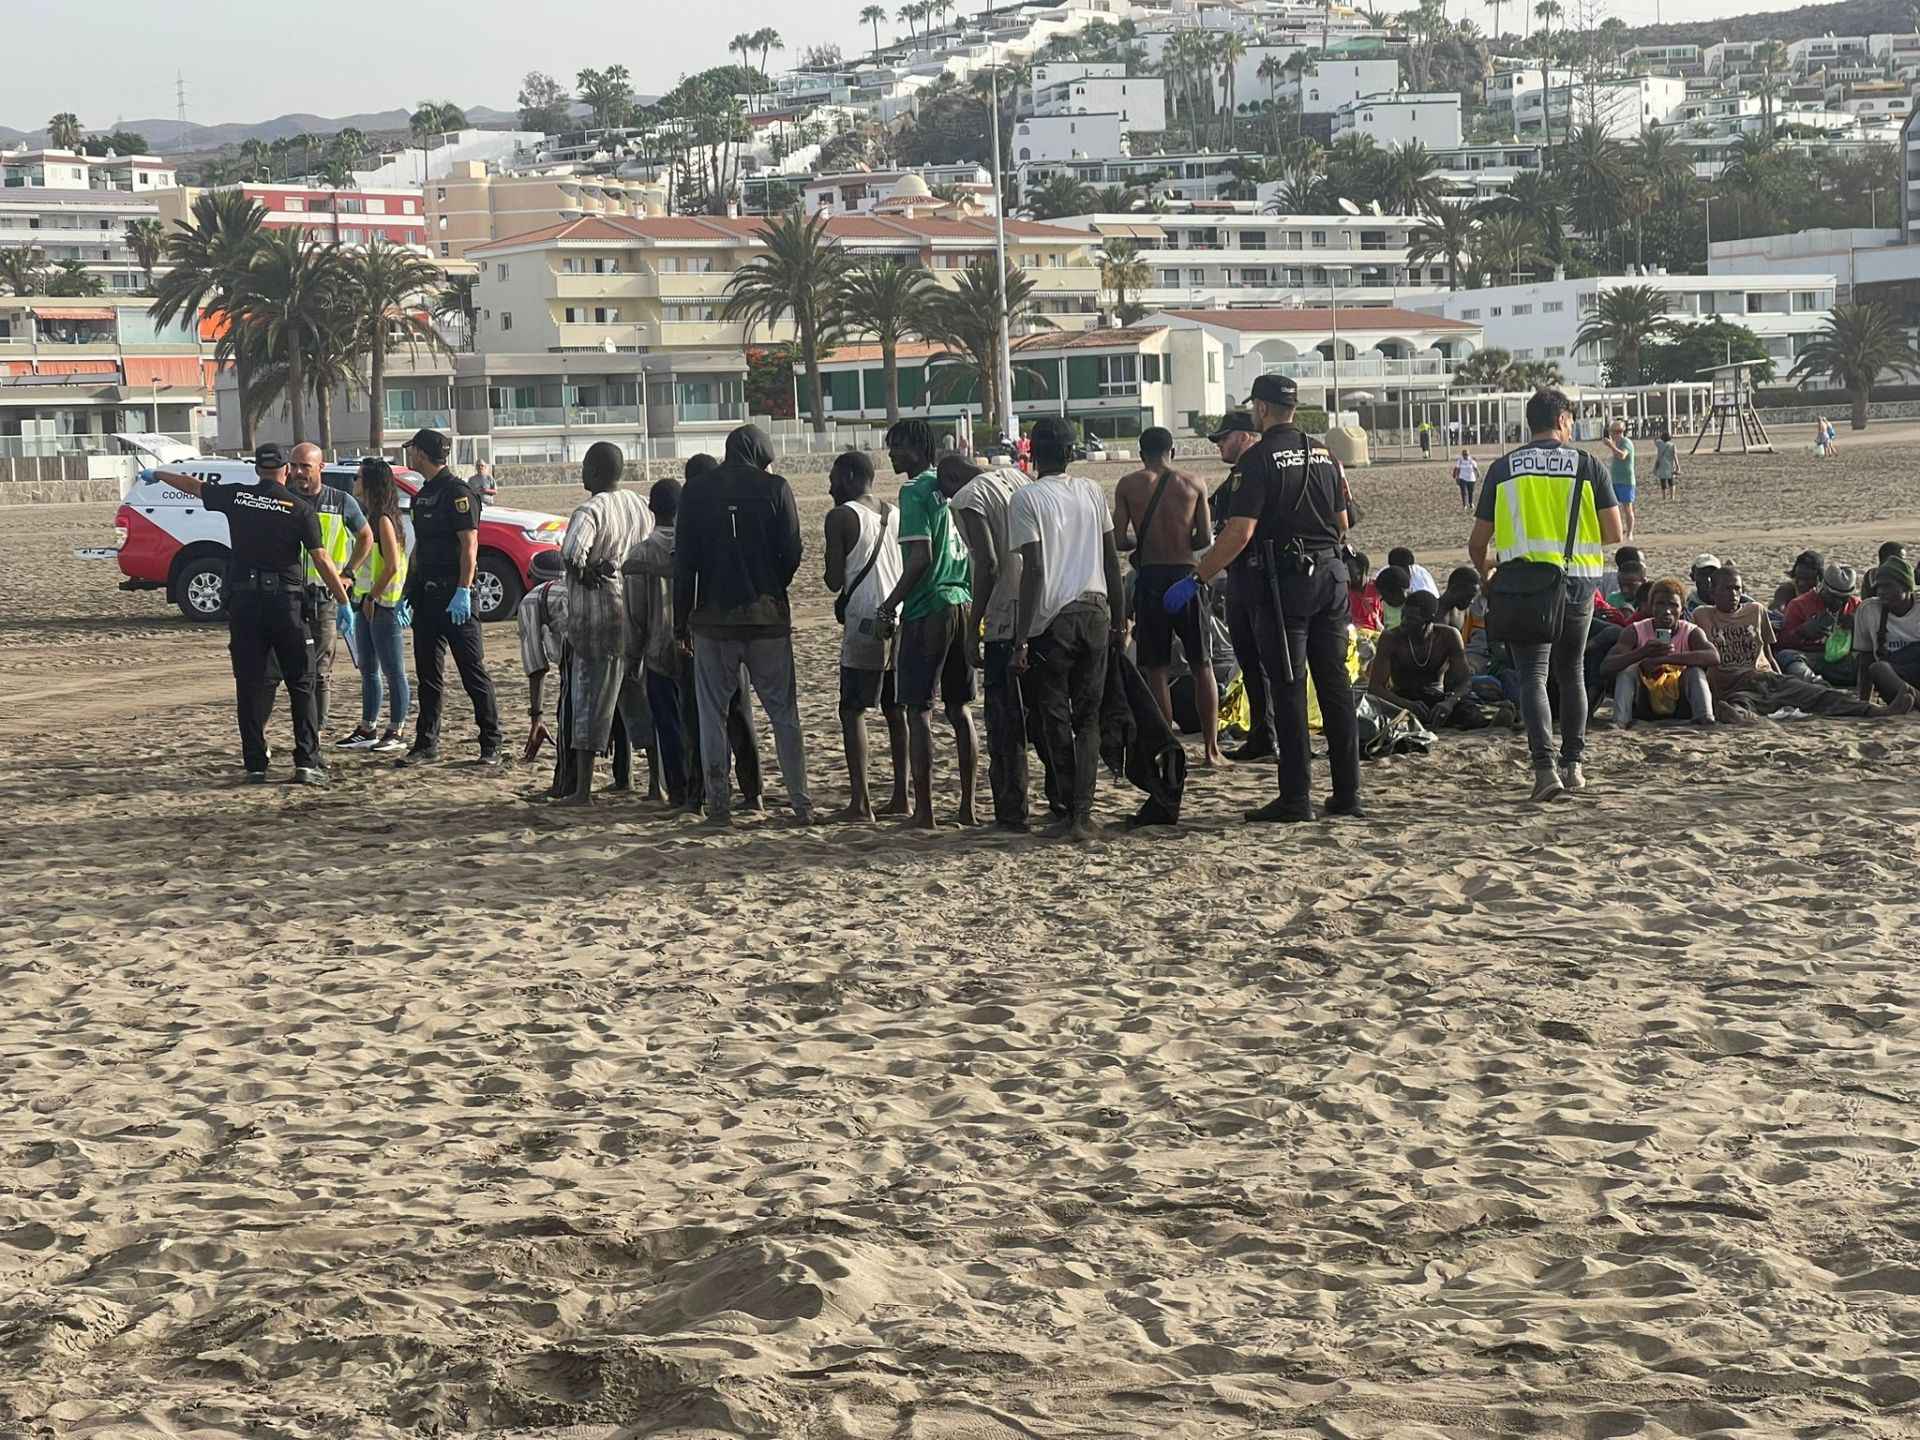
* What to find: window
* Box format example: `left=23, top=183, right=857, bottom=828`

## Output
left=1187, top=268, right=1204, bottom=285
left=1794, top=289, right=1821, bottom=310
left=1545, top=345, right=1566, bottom=356
left=1514, top=348, right=1535, bottom=359
left=439, top=242, right=450, bottom=257
left=1511, top=303, right=1531, bottom=315
left=594, top=257, right=619, bottom=274
left=1158, top=268, right=1179, bottom=287
left=593, top=307, right=619, bottom=324
left=339, top=197, right=365, bottom=214
left=286, top=197, right=306, bottom=212
left=366, top=198, right=386, bottom=214
left=1206, top=351, right=1217, bottom=383
left=1543, top=300, right=1564, bottom=312
left=1142, top=353, right=1162, bottom=383
left=1490, top=306, right=1503, bottom=316
left=501, top=312, right=513, bottom=331
left=499, top=263, right=509, bottom=281
left=563, top=257, right=582, bottom=273
left=341, top=228, right=364, bottom=243
left=1460, top=308, right=1481, bottom=319
left=564, top=306, right=587, bottom=323
left=438, top=215, right=448, bottom=231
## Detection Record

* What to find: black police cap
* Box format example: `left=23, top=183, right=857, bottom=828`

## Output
left=404, top=428, right=449, bottom=462
left=1207, top=411, right=1258, bottom=442
left=1245, top=373, right=1299, bottom=408
left=253, top=442, right=288, bottom=468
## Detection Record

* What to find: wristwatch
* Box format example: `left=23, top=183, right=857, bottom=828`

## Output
left=343, top=570, right=357, bottom=591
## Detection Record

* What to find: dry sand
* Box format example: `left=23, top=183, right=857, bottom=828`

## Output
left=4, top=435, right=1920, bottom=1439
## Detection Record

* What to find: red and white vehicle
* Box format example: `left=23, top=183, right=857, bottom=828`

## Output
left=114, top=459, right=566, bottom=623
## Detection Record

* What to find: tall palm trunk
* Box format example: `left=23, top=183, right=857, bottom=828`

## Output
left=799, top=312, right=827, bottom=433
left=235, top=346, right=258, bottom=451
left=883, top=340, right=901, bottom=425
left=1851, top=387, right=1868, bottom=430
left=316, top=379, right=334, bottom=457
left=287, top=344, right=308, bottom=442
left=368, top=338, right=387, bottom=452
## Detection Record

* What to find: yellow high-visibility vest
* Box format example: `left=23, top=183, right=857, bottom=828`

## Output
left=1491, top=446, right=1605, bottom=577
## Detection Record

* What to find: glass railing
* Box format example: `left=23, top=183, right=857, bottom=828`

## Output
left=491, top=407, right=568, bottom=427
left=673, top=401, right=747, bottom=423
left=1262, top=357, right=1456, bottom=380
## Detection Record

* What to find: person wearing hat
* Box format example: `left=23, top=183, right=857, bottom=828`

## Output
left=398, top=427, right=503, bottom=767
left=1181, top=372, right=1361, bottom=822
left=1779, top=561, right=1861, bottom=687
left=1773, top=548, right=1825, bottom=616
left=1686, top=553, right=1724, bottom=615
left=1205, top=410, right=1275, bottom=762
left=151, top=444, right=352, bottom=783
left=1857, top=555, right=1920, bottom=704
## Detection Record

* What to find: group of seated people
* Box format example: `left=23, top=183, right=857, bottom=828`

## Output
left=1352, top=539, right=1920, bottom=732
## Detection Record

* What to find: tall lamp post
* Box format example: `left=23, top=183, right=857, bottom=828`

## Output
left=987, top=53, right=1017, bottom=449
left=1331, top=197, right=1361, bottom=424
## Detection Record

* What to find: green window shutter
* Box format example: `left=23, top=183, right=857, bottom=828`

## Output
left=1067, top=355, right=1101, bottom=400
left=828, top=371, right=861, bottom=410
left=1013, top=366, right=1047, bottom=402
left=863, top=366, right=886, bottom=409
left=900, top=364, right=927, bottom=407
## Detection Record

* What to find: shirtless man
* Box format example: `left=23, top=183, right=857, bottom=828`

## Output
left=1113, top=426, right=1223, bottom=764
left=1367, top=591, right=1504, bottom=730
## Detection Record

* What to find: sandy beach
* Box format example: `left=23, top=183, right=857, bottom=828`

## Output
left=4, top=434, right=1920, bottom=1439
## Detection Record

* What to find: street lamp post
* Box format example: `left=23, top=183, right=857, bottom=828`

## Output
left=987, top=54, right=1018, bottom=450
left=1870, top=186, right=1884, bottom=229
left=1701, top=196, right=1712, bottom=261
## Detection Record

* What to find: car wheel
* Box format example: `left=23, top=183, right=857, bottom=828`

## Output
left=474, top=551, right=524, bottom=623
left=175, top=555, right=228, bottom=621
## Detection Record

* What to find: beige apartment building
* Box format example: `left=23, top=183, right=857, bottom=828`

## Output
left=424, top=162, right=666, bottom=261
left=465, top=213, right=1102, bottom=355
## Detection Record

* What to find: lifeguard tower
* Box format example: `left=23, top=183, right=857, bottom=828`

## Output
left=1690, top=360, right=1775, bottom=455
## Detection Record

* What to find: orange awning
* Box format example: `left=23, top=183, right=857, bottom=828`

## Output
left=121, top=357, right=208, bottom=389
left=33, top=360, right=119, bottom=376
left=32, top=307, right=115, bottom=322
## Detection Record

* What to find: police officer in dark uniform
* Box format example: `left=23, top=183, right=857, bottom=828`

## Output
left=1205, top=411, right=1275, bottom=762
left=152, top=443, right=352, bottom=784
left=398, top=428, right=504, bottom=767
left=1180, top=374, right=1361, bottom=822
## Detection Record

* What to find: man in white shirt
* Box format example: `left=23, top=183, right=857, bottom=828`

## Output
left=942, top=455, right=1059, bottom=830
left=558, top=441, right=653, bottom=806
left=1009, top=417, right=1125, bottom=842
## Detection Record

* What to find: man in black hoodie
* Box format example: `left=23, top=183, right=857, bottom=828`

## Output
left=674, top=424, right=814, bottom=823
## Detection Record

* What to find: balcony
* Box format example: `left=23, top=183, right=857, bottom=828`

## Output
left=489, top=404, right=646, bottom=429
left=1260, top=356, right=1457, bottom=381
left=669, top=400, right=747, bottom=425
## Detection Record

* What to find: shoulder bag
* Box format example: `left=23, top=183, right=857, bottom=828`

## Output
left=1484, top=468, right=1587, bottom=646
left=1129, top=471, right=1174, bottom=572
left=835, top=502, right=892, bottom=626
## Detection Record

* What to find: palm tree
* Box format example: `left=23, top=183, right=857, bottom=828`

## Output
left=330, top=127, right=367, bottom=166
left=1454, top=346, right=1514, bottom=386
left=722, top=210, right=850, bottom=432
left=1750, top=39, right=1788, bottom=139
left=1572, top=283, right=1674, bottom=385
left=896, top=3, right=918, bottom=46
left=231, top=229, right=353, bottom=442
left=1026, top=172, right=1094, bottom=219
left=1406, top=198, right=1476, bottom=290
left=1098, top=238, right=1152, bottom=324
left=1215, top=33, right=1248, bottom=148
left=47, top=259, right=107, bottom=296
left=239, top=138, right=271, bottom=181
left=922, top=259, right=1055, bottom=433
left=0, top=246, right=50, bottom=296
left=1499, top=169, right=1565, bottom=265
left=344, top=239, right=448, bottom=451
left=861, top=3, right=888, bottom=53
left=1257, top=53, right=1287, bottom=146
left=1533, top=0, right=1563, bottom=150
left=124, top=217, right=167, bottom=291
left=1627, top=124, right=1690, bottom=204
left=834, top=260, right=934, bottom=424
left=754, top=28, right=784, bottom=83
left=150, top=190, right=268, bottom=448
left=1468, top=210, right=1543, bottom=284
left=1556, top=122, right=1627, bottom=248
left=1378, top=142, right=1444, bottom=216
left=314, top=157, right=357, bottom=244
left=1788, top=301, right=1920, bottom=430
left=47, top=112, right=83, bottom=150
left=1092, top=184, right=1142, bottom=213
left=1483, top=0, right=1503, bottom=41
left=432, top=273, right=479, bottom=352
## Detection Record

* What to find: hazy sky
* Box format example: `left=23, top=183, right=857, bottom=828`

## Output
left=2, top=0, right=1831, bottom=132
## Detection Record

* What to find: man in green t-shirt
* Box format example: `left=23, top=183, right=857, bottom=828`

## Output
left=876, top=418, right=978, bottom=829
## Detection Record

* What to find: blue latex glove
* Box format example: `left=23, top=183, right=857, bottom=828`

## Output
left=1161, top=574, right=1202, bottom=615
left=447, top=586, right=473, bottom=625
left=335, top=602, right=356, bottom=639
left=395, top=600, right=413, bottom=628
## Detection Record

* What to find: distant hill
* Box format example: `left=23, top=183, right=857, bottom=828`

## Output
left=1617, top=0, right=1920, bottom=49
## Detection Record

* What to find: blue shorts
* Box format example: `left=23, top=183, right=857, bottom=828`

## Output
left=1614, top=483, right=1637, bottom=503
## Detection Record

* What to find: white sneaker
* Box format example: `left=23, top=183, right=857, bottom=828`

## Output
left=336, top=727, right=378, bottom=749
left=1559, top=761, right=1587, bottom=794
left=1529, top=767, right=1568, bottom=804
left=370, top=729, right=408, bottom=753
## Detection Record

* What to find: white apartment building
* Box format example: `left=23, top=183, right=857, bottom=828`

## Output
left=802, top=167, right=996, bottom=218
left=1149, top=306, right=1483, bottom=409
left=1488, top=67, right=1579, bottom=121
left=1017, top=150, right=1256, bottom=205
left=1787, top=35, right=1870, bottom=75
left=1622, top=44, right=1703, bottom=76
left=1710, top=227, right=1901, bottom=303
left=0, top=147, right=177, bottom=193
left=1429, top=144, right=1544, bottom=202
left=1407, top=273, right=1838, bottom=383
left=1029, top=62, right=1168, bottom=132
left=0, top=190, right=162, bottom=293
left=1514, top=76, right=1687, bottom=141
left=1051, top=211, right=1448, bottom=310
left=1703, top=42, right=1760, bottom=79
left=1334, top=93, right=1462, bottom=149
left=1013, top=111, right=1131, bottom=164
left=1287, top=59, right=1402, bottom=115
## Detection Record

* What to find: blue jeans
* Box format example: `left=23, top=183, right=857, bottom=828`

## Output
left=359, top=603, right=411, bottom=730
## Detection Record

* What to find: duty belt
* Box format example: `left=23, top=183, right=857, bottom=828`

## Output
left=229, top=570, right=295, bottom=593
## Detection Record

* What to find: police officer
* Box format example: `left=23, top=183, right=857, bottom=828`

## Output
left=398, top=428, right=504, bottom=767
left=281, top=441, right=371, bottom=742
left=1180, top=374, right=1361, bottom=822
left=152, top=443, right=351, bottom=784
left=1206, top=412, right=1274, bottom=762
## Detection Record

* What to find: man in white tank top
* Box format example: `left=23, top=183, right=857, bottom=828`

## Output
left=825, top=451, right=908, bottom=820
